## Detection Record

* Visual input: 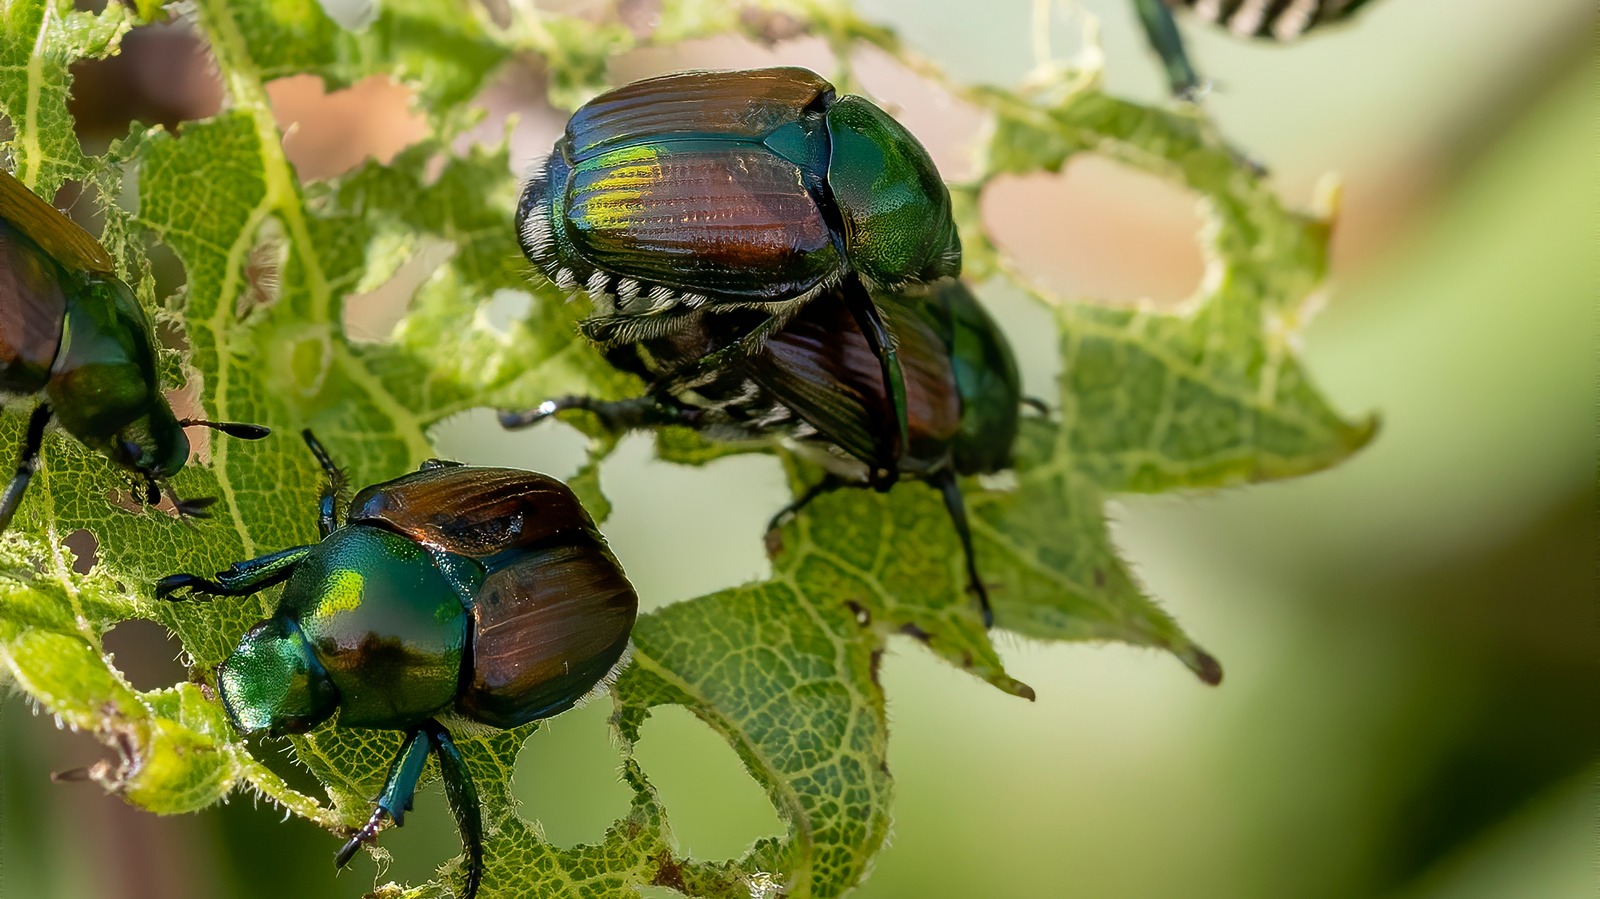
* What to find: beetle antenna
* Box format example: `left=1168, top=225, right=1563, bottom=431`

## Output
left=180, top=419, right=271, bottom=440
left=170, top=489, right=218, bottom=521
left=302, top=430, right=348, bottom=536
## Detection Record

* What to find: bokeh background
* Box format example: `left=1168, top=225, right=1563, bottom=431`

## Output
left=1, top=0, right=1592, bottom=897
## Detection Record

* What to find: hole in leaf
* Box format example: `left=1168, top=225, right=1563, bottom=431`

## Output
left=62, top=529, right=97, bottom=574
left=480, top=288, right=533, bottom=335
left=509, top=699, right=632, bottom=848
left=266, top=74, right=429, bottom=181
left=633, top=705, right=783, bottom=860
left=250, top=736, right=332, bottom=808
left=313, top=0, right=376, bottom=30
left=982, top=154, right=1208, bottom=307
left=430, top=408, right=590, bottom=480
left=100, top=618, right=186, bottom=693
left=608, top=34, right=835, bottom=93
left=599, top=434, right=786, bottom=611
left=67, top=23, right=222, bottom=149
left=635, top=887, right=690, bottom=899
left=973, top=279, right=1063, bottom=412
left=452, top=63, right=566, bottom=172
left=103, top=485, right=184, bottom=520
left=367, top=773, right=458, bottom=887
left=341, top=237, right=455, bottom=342
left=143, top=239, right=189, bottom=316
left=852, top=44, right=986, bottom=182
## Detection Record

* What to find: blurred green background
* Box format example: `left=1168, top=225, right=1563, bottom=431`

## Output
left=2, top=1, right=1593, bottom=897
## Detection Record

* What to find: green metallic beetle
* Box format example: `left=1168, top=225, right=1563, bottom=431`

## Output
left=157, top=432, right=638, bottom=898
left=518, top=67, right=963, bottom=487
left=1134, top=0, right=1379, bottom=99
left=0, top=167, right=267, bottom=532
left=502, top=279, right=1023, bottom=627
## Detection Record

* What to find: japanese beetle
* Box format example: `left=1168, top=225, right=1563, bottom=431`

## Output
left=518, top=67, right=964, bottom=485
left=1133, top=0, right=1378, bottom=99
left=157, top=432, right=638, bottom=899
left=502, top=279, right=1022, bottom=627
left=0, top=167, right=268, bottom=532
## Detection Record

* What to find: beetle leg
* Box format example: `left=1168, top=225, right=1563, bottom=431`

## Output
left=300, top=430, right=347, bottom=536
left=650, top=303, right=803, bottom=395
left=841, top=279, right=907, bottom=491
left=931, top=471, right=994, bottom=628
left=335, top=726, right=434, bottom=869
left=1131, top=0, right=1206, bottom=101
left=167, top=488, right=218, bottom=521
left=156, top=545, right=314, bottom=600
left=765, top=475, right=850, bottom=539
left=426, top=720, right=484, bottom=899
left=0, top=404, right=53, bottom=534
left=500, top=395, right=699, bottom=432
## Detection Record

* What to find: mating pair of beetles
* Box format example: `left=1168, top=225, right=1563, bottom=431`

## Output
left=2, top=67, right=1017, bottom=897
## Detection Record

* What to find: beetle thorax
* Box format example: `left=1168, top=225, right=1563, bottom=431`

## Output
left=276, top=525, right=474, bottom=730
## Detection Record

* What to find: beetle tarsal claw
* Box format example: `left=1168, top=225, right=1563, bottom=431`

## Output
left=334, top=807, right=391, bottom=869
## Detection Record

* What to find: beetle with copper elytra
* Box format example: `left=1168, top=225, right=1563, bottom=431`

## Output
left=0, top=167, right=267, bottom=531
left=517, top=66, right=962, bottom=488
left=157, top=431, right=638, bottom=899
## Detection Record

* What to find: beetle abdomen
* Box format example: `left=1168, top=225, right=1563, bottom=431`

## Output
left=459, top=541, right=636, bottom=729
left=0, top=220, right=67, bottom=393
left=1170, top=0, right=1371, bottom=40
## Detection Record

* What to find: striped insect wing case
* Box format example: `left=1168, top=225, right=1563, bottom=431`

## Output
left=604, top=278, right=1020, bottom=480
left=1169, top=0, right=1376, bottom=40
left=521, top=69, right=841, bottom=311
left=516, top=67, right=959, bottom=348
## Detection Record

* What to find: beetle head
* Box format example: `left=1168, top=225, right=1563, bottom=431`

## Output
left=110, top=403, right=191, bottom=481
left=217, top=617, right=339, bottom=737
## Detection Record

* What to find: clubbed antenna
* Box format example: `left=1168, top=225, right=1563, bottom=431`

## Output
left=180, top=419, right=271, bottom=440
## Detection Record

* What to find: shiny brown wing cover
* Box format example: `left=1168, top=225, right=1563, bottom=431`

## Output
left=563, top=142, right=841, bottom=298
left=457, top=542, right=636, bottom=728
left=349, top=466, right=638, bottom=728
left=0, top=220, right=67, bottom=393
left=0, top=168, right=115, bottom=274
left=754, top=291, right=962, bottom=472
left=564, top=67, right=833, bottom=158
left=348, top=466, right=604, bottom=559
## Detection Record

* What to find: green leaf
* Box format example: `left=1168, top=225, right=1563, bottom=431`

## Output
left=0, top=2, right=1370, bottom=898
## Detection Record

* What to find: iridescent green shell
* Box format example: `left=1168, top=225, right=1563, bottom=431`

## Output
left=221, top=466, right=638, bottom=734
left=517, top=67, right=959, bottom=345
left=0, top=167, right=189, bottom=480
